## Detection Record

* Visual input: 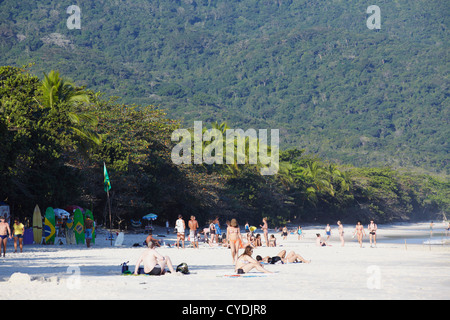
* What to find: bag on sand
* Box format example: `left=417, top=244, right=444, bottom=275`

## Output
left=176, top=262, right=189, bottom=274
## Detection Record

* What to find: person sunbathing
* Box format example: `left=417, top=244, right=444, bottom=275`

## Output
left=235, top=246, right=272, bottom=274
left=134, top=241, right=175, bottom=275
left=256, top=250, right=310, bottom=264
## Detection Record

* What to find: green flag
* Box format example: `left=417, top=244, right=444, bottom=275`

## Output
left=103, top=163, right=111, bottom=192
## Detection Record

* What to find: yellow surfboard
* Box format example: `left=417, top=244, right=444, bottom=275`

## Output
left=32, top=205, right=43, bottom=244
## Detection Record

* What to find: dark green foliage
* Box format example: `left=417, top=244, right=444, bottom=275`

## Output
left=0, top=0, right=448, bottom=174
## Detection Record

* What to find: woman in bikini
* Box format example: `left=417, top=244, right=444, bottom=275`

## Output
left=260, top=217, right=269, bottom=247
left=353, top=221, right=366, bottom=248
left=235, top=246, right=272, bottom=274
left=227, top=219, right=243, bottom=264
left=337, top=221, right=345, bottom=247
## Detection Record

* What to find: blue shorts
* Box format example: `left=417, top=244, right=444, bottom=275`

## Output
left=85, top=229, right=92, bottom=239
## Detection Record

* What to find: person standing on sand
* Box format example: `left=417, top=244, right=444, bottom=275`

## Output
left=13, top=218, right=25, bottom=253
left=325, top=224, right=332, bottom=241
left=337, top=221, right=345, bottom=247
left=260, top=217, right=269, bottom=247
left=84, top=216, right=94, bottom=248
left=281, top=226, right=288, bottom=240
left=227, top=219, right=243, bottom=264
left=188, top=215, right=199, bottom=249
left=368, top=220, right=378, bottom=248
left=0, top=216, right=12, bottom=257
left=297, top=226, right=303, bottom=240
left=353, top=221, right=366, bottom=248
left=175, top=215, right=186, bottom=249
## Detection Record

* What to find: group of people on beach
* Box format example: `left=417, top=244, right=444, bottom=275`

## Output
left=136, top=216, right=311, bottom=276
left=315, top=220, right=378, bottom=248
left=0, top=216, right=25, bottom=257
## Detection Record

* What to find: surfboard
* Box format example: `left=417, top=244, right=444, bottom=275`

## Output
left=73, top=209, right=85, bottom=245
left=65, top=217, right=76, bottom=245
left=114, top=232, right=124, bottom=246
left=85, top=209, right=95, bottom=244
left=32, top=205, right=43, bottom=244
left=44, top=207, right=56, bottom=244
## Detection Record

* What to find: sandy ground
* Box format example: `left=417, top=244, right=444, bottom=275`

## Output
left=0, top=222, right=449, bottom=300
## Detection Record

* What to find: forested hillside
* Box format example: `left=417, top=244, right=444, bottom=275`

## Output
left=1, top=66, right=448, bottom=226
left=0, top=0, right=448, bottom=174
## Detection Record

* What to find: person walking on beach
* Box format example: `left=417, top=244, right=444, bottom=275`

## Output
left=235, top=246, right=272, bottom=274
left=353, top=221, right=366, bottom=248
left=337, top=221, right=345, bottom=247
left=188, top=215, right=199, bottom=249
left=175, top=215, right=186, bottom=249
left=12, top=218, right=25, bottom=253
left=260, top=217, right=269, bottom=247
left=134, top=241, right=175, bottom=275
left=325, top=224, right=332, bottom=241
left=0, top=216, right=12, bottom=257
left=368, top=220, right=378, bottom=248
left=227, top=219, right=243, bottom=264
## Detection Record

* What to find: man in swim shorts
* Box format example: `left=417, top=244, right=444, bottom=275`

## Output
left=188, top=215, right=199, bottom=248
left=0, top=216, right=12, bottom=257
left=134, top=241, right=176, bottom=275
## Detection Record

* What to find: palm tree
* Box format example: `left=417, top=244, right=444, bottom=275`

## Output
left=37, top=70, right=101, bottom=146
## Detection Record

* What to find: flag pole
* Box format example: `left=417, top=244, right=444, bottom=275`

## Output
left=103, top=162, right=113, bottom=246
left=107, top=188, right=112, bottom=246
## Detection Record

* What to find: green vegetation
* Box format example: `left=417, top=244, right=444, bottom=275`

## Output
left=1, top=66, right=448, bottom=226
left=0, top=0, right=448, bottom=174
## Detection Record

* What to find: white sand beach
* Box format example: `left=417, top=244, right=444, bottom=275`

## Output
left=0, top=222, right=449, bottom=300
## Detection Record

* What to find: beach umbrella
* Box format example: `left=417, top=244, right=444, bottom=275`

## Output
left=143, top=213, right=158, bottom=220
left=54, top=208, right=70, bottom=218
left=142, top=213, right=158, bottom=229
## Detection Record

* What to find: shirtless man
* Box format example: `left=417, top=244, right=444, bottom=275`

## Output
left=0, top=216, right=12, bottom=257
left=260, top=217, right=269, bottom=247
left=354, top=221, right=366, bottom=248
left=368, top=220, right=378, bottom=248
left=134, top=241, right=175, bottom=275
left=188, top=215, right=199, bottom=249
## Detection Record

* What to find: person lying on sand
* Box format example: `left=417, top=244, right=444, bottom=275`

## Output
left=235, top=246, right=272, bottom=274
left=134, top=241, right=175, bottom=275
left=256, top=250, right=311, bottom=264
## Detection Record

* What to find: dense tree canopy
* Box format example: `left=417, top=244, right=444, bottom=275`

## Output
left=0, top=66, right=448, bottom=227
left=0, top=0, right=448, bottom=174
